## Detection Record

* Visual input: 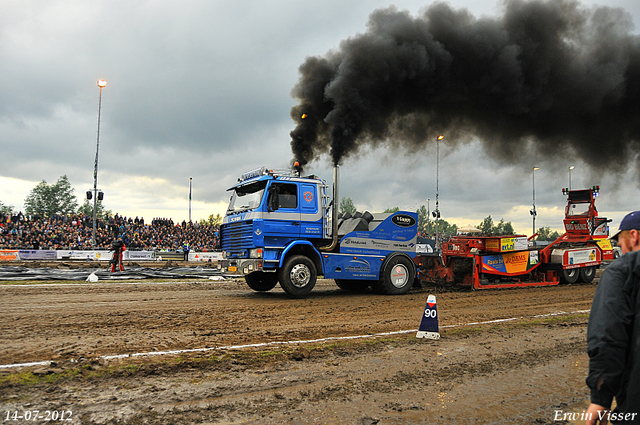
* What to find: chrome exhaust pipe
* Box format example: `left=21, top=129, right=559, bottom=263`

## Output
left=321, top=165, right=339, bottom=251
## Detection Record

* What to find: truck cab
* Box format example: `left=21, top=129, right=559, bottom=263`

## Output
left=221, top=166, right=330, bottom=275
left=220, top=166, right=418, bottom=297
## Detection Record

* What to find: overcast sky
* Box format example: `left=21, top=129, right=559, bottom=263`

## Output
left=1, top=0, right=639, bottom=235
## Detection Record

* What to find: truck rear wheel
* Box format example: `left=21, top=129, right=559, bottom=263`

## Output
left=373, top=254, right=415, bottom=295
left=245, top=271, right=278, bottom=292
left=279, top=255, right=317, bottom=297
left=579, top=266, right=596, bottom=283
left=335, top=279, right=370, bottom=292
left=560, top=268, right=579, bottom=284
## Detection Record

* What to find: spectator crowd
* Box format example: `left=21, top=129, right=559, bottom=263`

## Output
left=0, top=212, right=220, bottom=251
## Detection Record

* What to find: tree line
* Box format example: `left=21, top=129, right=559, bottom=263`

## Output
left=339, top=197, right=562, bottom=241
left=1, top=175, right=221, bottom=226
left=1, top=175, right=111, bottom=219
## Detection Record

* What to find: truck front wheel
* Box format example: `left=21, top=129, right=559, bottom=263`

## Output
left=373, top=255, right=415, bottom=295
left=245, top=271, right=278, bottom=292
left=279, top=255, right=317, bottom=297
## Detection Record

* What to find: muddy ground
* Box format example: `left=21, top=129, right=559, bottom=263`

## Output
left=0, top=272, right=600, bottom=424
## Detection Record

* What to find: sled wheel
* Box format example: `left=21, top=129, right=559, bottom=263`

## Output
left=335, top=279, right=371, bottom=292
left=560, top=268, right=579, bottom=284
left=373, top=255, right=415, bottom=295
left=279, top=255, right=317, bottom=297
left=579, top=266, right=596, bottom=283
left=245, top=271, right=278, bottom=292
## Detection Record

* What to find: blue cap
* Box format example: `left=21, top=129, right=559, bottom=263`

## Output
left=610, top=211, right=640, bottom=241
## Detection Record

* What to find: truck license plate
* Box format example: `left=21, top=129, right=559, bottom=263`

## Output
left=228, top=266, right=237, bottom=272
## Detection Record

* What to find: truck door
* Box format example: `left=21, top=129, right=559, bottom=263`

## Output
left=263, top=182, right=301, bottom=239
left=299, top=183, right=323, bottom=238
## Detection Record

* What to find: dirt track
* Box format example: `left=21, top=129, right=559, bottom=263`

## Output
left=0, top=276, right=599, bottom=424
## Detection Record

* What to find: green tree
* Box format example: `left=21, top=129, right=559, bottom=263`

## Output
left=478, top=216, right=494, bottom=234
left=0, top=201, right=13, bottom=215
left=77, top=199, right=112, bottom=219
left=494, top=219, right=515, bottom=235
left=200, top=213, right=222, bottom=226
left=436, top=219, right=458, bottom=236
left=502, top=220, right=515, bottom=235
left=417, top=205, right=431, bottom=234
left=24, top=175, right=78, bottom=217
left=477, top=215, right=515, bottom=235
left=536, top=226, right=562, bottom=241
left=383, top=206, right=400, bottom=213
left=339, top=197, right=357, bottom=215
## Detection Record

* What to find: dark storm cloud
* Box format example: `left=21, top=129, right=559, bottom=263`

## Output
left=290, top=0, right=640, bottom=174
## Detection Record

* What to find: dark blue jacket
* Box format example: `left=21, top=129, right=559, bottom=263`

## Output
left=587, top=250, right=640, bottom=423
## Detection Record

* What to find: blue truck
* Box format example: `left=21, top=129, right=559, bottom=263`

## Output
left=219, top=165, right=418, bottom=297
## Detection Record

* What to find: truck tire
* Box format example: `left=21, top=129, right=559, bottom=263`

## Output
left=373, top=254, right=415, bottom=295
left=579, top=266, right=596, bottom=283
left=560, top=268, right=579, bottom=284
left=335, top=279, right=370, bottom=292
left=245, top=272, right=278, bottom=292
left=279, top=255, right=317, bottom=297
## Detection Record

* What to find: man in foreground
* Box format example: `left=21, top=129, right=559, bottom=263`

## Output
left=586, top=211, right=640, bottom=424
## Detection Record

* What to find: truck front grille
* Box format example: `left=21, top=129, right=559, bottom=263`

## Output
left=221, top=220, right=254, bottom=255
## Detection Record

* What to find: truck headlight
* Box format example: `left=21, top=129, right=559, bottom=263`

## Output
left=249, top=248, right=263, bottom=258
left=222, top=251, right=228, bottom=259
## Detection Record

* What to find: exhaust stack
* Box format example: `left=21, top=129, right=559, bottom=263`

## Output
left=321, top=165, right=339, bottom=252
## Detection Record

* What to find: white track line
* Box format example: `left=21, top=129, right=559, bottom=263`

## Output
left=0, top=280, right=215, bottom=288
left=0, top=308, right=591, bottom=370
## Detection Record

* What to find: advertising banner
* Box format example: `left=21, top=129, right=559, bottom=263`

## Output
left=486, top=237, right=528, bottom=252
left=123, top=251, right=155, bottom=261
left=189, top=252, right=222, bottom=262
left=18, top=250, right=58, bottom=260
left=567, top=248, right=598, bottom=266
left=482, top=251, right=539, bottom=275
left=57, top=250, right=112, bottom=261
left=0, top=250, right=18, bottom=261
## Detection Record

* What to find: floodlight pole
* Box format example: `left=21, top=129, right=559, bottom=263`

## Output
left=189, top=177, right=192, bottom=222
left=532, top=166, right=539, bottom=236
left=435, top=135, right=443, bottom=251
left=426, top=198, right=430, bottom=236
left=93, top=79, right=107, bottom=248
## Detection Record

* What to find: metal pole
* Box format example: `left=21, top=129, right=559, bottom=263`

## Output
left=532, top=167, right=538, bottom=236
left=93, top=81, right=106, bottom=248
left=189, top=177, right=192, bottom=222
left=435, top=135, right=443, bottom=251
left=427, top=198, right=430, bottom=236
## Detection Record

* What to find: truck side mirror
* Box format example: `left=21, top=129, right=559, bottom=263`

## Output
left=268, top=185, right=280, bottom=212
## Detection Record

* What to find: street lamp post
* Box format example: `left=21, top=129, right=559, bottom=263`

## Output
left=426, top=198, right=430, bottom=236
left=92, top=79, right=107, bottom=248
left=569, top=165, right=575, bottom=190
left=434, top=135, right=444, bottom=251
left=531, top=166, right=540, bottom=237
left=189, top=177, right=192, bottom=222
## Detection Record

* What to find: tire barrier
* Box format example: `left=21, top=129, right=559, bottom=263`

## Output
left=337, top=210, right=374, bottom=236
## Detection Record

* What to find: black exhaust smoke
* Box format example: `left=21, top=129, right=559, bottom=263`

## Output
left=289, top=0, right=640, bottom=175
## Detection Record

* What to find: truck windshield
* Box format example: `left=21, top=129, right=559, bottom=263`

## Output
left=227, top=181, right=267, bottom=214
left=567, top=202, right=590, bottom=216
